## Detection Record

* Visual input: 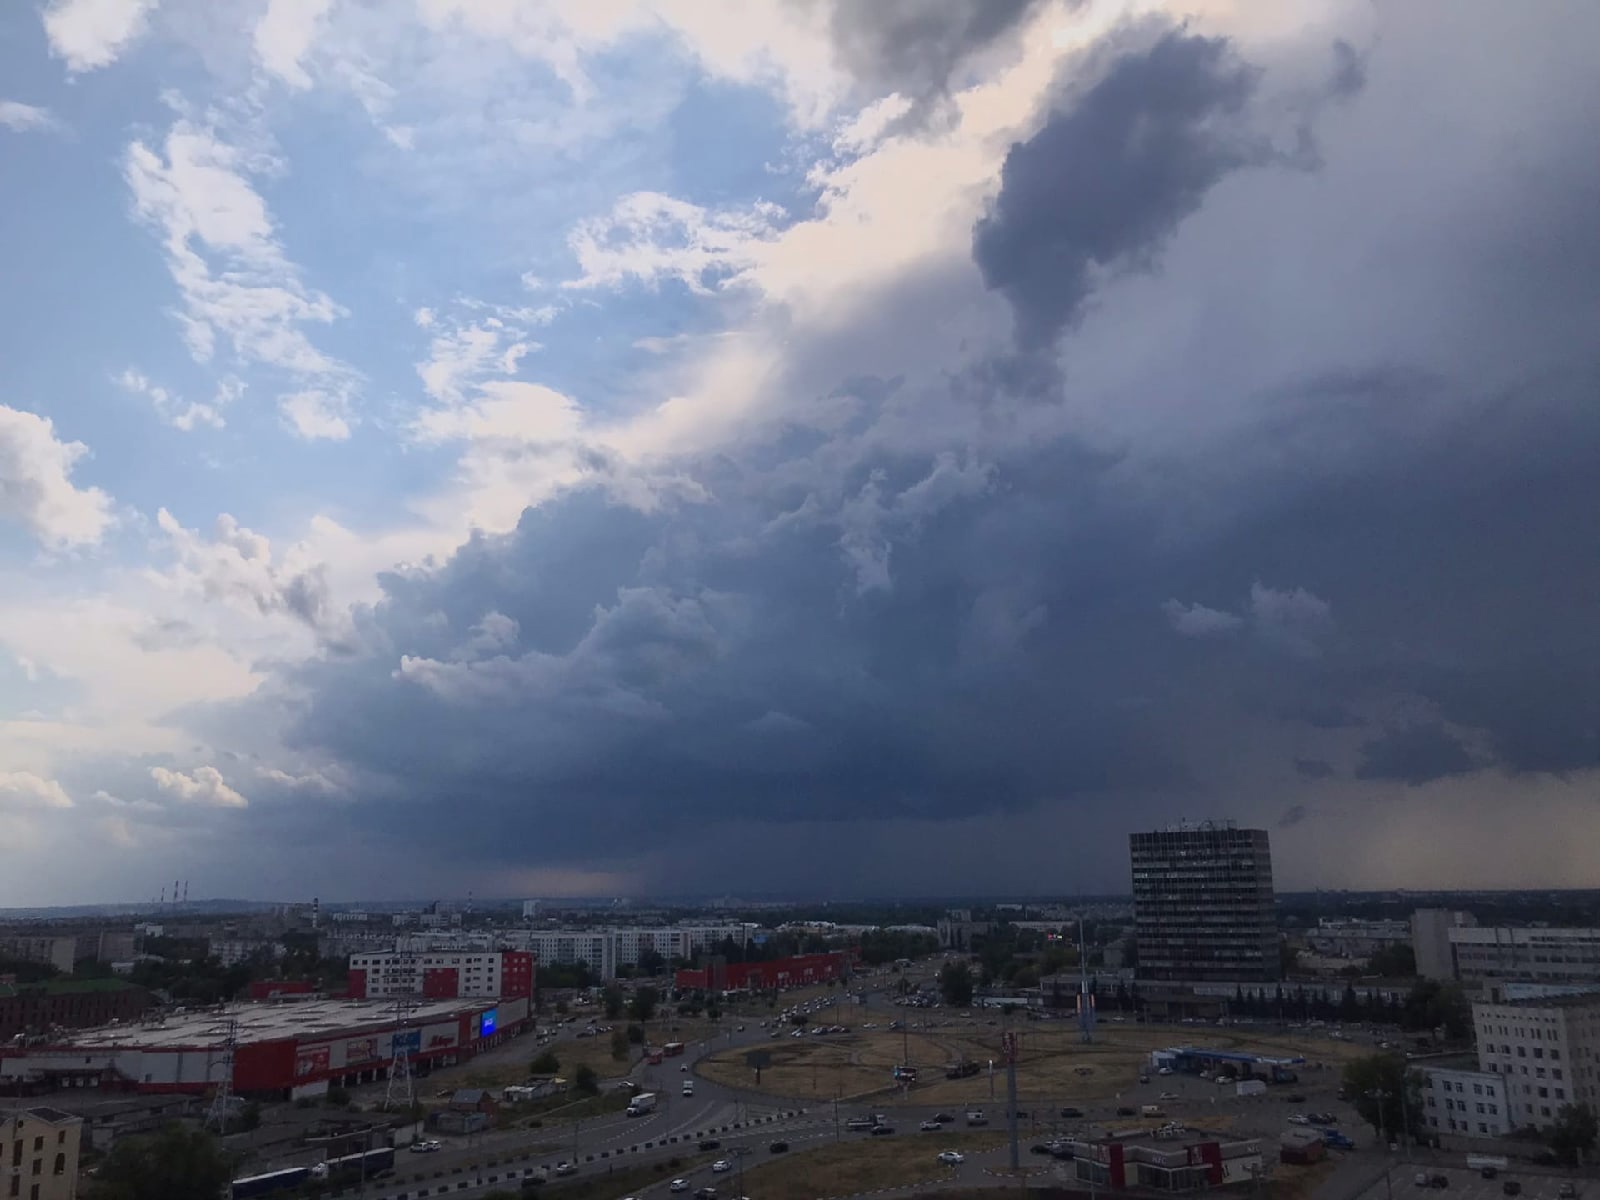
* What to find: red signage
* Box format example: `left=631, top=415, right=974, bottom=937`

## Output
left=295, top=1045, right=330, bottom=1078
left=1001, top=1032, right=1019, bottom=1064
left=346, top=1037, right=379, bottom=1065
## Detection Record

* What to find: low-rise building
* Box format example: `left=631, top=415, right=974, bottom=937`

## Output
left=0, top=1105, right=83, bottom=1200
left=1419, top=1065, right=1512, bottom=1140
left=1472, top=992, right=1600, bottom=1131
left=1057, top=1135, right=1263, bottom=1192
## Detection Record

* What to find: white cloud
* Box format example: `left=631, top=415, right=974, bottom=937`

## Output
left=42, top=0, right=157, bottom=73
left=0, top=772, right=73, bottom=810
left=123, top=119, right=358, bottom=438
left=153, top=506, right=336, bottom=632
left=279, top=390, right=351, bottom=440
left=564, top=191, right=784, bottom=294
left=0, top=405, right=115, bottom=548
left=149, top=764, right=249, bottom=808
left=1163, top=599, right=1246, bottom=637
left=254, top=765, right=340, bottom=793
left=253, top=0, right=333, bottom=90
left=417, top=317, right=537, bottom=409
left=115, top=367, right=230, bottom=430
left=0, top=101, right=60, bottom=133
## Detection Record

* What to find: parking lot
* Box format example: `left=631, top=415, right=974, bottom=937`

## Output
left=1364, top=1165, right=1584, bottom=1200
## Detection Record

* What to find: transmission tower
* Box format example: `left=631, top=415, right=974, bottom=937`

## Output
left=204, top=1016, right=240, bottom=1132
left=383, top=993, right=419, bottom=1110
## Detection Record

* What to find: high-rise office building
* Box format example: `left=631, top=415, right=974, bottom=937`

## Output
left=1130, top=821, right=1279, bottom=982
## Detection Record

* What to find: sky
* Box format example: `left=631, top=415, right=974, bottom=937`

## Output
left=1, top=0, right=1598, bottom=906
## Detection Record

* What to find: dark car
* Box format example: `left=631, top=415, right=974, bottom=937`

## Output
left=1030, top=1144, right=1052, bottom=1155
left=1286, top=1094, right=1307, bottom=1104
left=695, top=1190, right=718, bottom=1200
left=1502, top=1182, right=1521, bottom=1197
left=769, top=1141, right=790, bottom=1154
left=1480, top=1168, right=1499, bottom=1181
left=699, top=1139, right=721, bottom=1151
left=933, top=1112, right=955, bottom=1124
left=871, top=1125, right=895, bottom=1136
left=1116, top=1106, right=1137, bottom=1117
left=1060, top=1107, right=1084, bottom=1119
left=1429, top=1175, right=1450, bottom=1190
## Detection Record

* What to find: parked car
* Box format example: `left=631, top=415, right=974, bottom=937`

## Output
left=933, top=1112, right=955, bottom=1124
left=938, top=1150, right=966, bottom=1165
left=669, top=1180, right=690, bottom=1194
left=695, top=1189, right=717, bottom=1200
left=408, top=1140, right=442, bottom=1153
left=769, top=1141, right=790, bottom=1153
left=712, top=1160, right=732, bottom=1173
left=1159, top=1092, right=1178, bottom=1101
left=919, top=1120, right=941, bottom=1131
left=554, top=1162, right=577, bottom=1177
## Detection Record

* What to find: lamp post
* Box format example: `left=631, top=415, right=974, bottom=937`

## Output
left=1368, top=1089, right=1394, bottom=1200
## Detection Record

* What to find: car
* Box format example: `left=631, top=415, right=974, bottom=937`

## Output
left=712, top=1159, right=732, bottom=1173
left=847, top=1117, right=874, bottom=1131
left=938, top=1151, right=966, bottom=1166
left=695, top=1189, right=717, bottom=1200
left=1557, top=1185, right=1577, bottom=1199
left=1116, top=1106, right=1137, bottom=1117
left=1158, top=1067, right=1174, bottom=1075
left=699, top=1139, right=721, bottom=1151
left=408, top=1140, right=442, bottom=1153
left=769, top=1141, right=790, bottom=1153
left=1060, top=1107, right=1083, bottom=1119
left=933, top=1112, right=955, bottom=1124
left=1160, top=1092, right=1178, bottom=1101
left=669, top=1180, right=690, bottom=1194
left=920, top=1119, right=941, bottom=1131
left=1502, top=1184, right=1521, bottom=1197
left=871, top=1124, right=895, bottom=1135
left=1138, top=1075, right=1151, bottom=1084
left=1288, top=1115, right=1311, bottom=1126
left=1286, top=1094, right=1307, bottom=1104
left=1030, top=1143, right=1053, bottom=1155
left=736, top=1025, right=745, bottom=1031
left=554, top=1162, right=577, bottom=1177
left=1481, top=1169, right=1500, bottom=1181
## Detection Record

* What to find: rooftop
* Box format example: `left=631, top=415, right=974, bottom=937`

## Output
left=0, top=1107, right=81, bottom=1125
left=37, top=995, right=495, bottom=1050
left=0, top=978, right=140, bottom=999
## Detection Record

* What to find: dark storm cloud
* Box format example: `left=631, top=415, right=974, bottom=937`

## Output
left=973, top=27, right=1270, bottom=350
left=819, top=0, right=1052, bottom=118
left=1356, top=723, right=1476, bottom=786
left=1294, top=758, right=1334, bottom=780
left=1278, top=804, right=1310, bottom=828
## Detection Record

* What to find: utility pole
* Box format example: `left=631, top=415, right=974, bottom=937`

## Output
left=1004, top=1030, right=1020, bottom=1171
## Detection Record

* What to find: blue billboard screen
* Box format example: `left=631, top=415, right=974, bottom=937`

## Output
left=480, top=1008, right=498, bottom=1037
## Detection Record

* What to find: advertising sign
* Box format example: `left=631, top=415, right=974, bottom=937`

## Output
left=391, top=1030, right=422, bottom=1056
left=425, top=1022, right=459, bottom=1051
left=1001, top=1032, right=1019, bottom=1065
left=345, top=1037, right=379, bottom=1065
left=295, top=1045, right=331, bottom=1078
left=479, top=1008, right=498, bottom=1038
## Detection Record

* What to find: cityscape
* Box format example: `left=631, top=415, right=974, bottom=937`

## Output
left=3, top=1, right=1599, bottom=1200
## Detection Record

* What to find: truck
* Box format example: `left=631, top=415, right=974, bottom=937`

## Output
left=1236, top=1080, right=1267, bottom=1097
left=627, top=1092, right=658, bottom=1117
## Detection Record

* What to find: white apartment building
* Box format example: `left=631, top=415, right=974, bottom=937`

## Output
left=1472, top=993, right=1600, bottom=1131
left=1451, top=927, right=1600, bottom=986
left=207, top=939, right=286, bottom=968
left=499, top=925, right=750, bottom=981
left=0, top=937, right=76, bottom=974
left=1419, top=1066, right=1512, bottom=1140
left=348, top=949, right=533, bottom=1000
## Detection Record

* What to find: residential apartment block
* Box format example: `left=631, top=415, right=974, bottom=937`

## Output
left=0, top=938, right=76, bottom=975
left=346, top=950, right=534, bottom=1000
left=1419, top=1066, right=1512, bottom=1140
left=1472, top=993, right=1600, bottom=1131
left=1131, top=822, right=1278, bottom=982
left=0, top=1105, right=83, bottom=1200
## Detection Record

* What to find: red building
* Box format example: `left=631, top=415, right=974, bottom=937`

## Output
left=675, top=950, right=853, bottom=992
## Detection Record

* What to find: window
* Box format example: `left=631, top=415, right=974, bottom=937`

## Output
left=52, top=1154, right=64, bottom=1176
left=1539, top=1087, right=1549, bottom=1098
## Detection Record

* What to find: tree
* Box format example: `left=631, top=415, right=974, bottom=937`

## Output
left=85, top=1124, right=234, bottom=1200
left=573, top=1065, right=599, bottom=1096
left=1549, top=1104, right=1598, bottom=1165
left=938, top=960, right=974, bottom=1008
left=638, top=948, right=666, bottom=977
left=603, top=985, right=625, bottom=1020
left=627, top=1023, right=645, bottom=1045
left=1342, top=1054, right=1422, bottom=1142
left=530, top=1050, right=560, bottom=1075
left=1368, top=943, right=1418, bottom=978
left=629, top=986, right=659, bottom=1022
left=610, top=1028, right=630, bottom=1062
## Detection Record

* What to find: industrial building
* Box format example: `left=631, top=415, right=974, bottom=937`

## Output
left=1130, top=822, right=1279, bottom=982
left=0, top=995, right=529, bottom=1102
left=345, top=949, right=534, bottom=1000
left=673, top=950, right=853, bottom=992
left=1449, top=926, right=1600, bottom=987
left=1472, top=991, right=1600, bottom=1130
left=0, top=980, right=153, bottom=1042
left=0, top=1105, right=83, bottom=1200
left=1057, top=1135, right=1263, bottom=1192
left=1419, top=1065, right=1512, bottom=1140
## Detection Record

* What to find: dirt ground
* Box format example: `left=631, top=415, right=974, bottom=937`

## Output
left=698, top=1022, right=1364, bottom=1107
left=736, top=1131, right=1006, bottom=1200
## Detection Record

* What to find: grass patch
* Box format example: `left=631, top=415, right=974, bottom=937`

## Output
left=736, top=1132, right=1006, bottom=1200
left=699, top=1022, right=1362, bottom=1109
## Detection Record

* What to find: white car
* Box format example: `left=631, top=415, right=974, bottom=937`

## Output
left=408, top=1140, right=442, bottom=1153
left=1288, top=1115, right=1311, bottom=1126
left=712, top=1159, right=733, bottom=1173
left=670, top=1180, right=690, bottom=1193
left=938, top=1150, right=966, bottom=1165
left=1160, top=1092, right=1178, bottom=1101
left=554, top=1162, right=577, bottom=1176
left=1158, top=1067, right=1174, bottom=1076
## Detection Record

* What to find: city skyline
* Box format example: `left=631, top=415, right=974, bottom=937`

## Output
left=3, top=2, right=1600, bottom=905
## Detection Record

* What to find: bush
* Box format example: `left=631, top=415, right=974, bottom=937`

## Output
left=325, top=1086, right=352, bottom=1108
left=530, top=1050, right=560, bottom=1075
left=573, top=1065, right=600, bottom=1097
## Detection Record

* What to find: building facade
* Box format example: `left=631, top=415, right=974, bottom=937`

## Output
left=1472, top=993, right=1600, bottom=1131
left=1130, top=822, right=1278, bottom=983
left=499, top=924, right=750, bottom=981
left=1411, top=909, right=1477, bottom=981
left=1419, top=1066, right=1512, bottom=1140
left=0, top=1107, right=82, bottom=1200
left=0, top=982, right=153, bottom=1043
left=1450, top=927, right=1600, bottom=987
left=346, top=950, right=534, bottom=1001
left=0, top=939, right=76, bottom=975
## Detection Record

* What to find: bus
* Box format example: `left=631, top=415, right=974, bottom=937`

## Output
left=663, top=1041, right=686, bottom=1057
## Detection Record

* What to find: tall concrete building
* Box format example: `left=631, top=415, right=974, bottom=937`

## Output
left=1130, top=821, right=1279, bottom=982
left=1411, top=908, right=1477, bottom=980
left=1472, top=992, right=1600, bottom=1131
